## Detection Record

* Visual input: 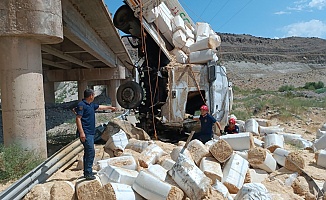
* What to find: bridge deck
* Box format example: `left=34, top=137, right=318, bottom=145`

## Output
left=42, top=0, right=133, bottom=77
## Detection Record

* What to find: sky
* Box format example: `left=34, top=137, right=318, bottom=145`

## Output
left=104, top=0, right=326, bottom=39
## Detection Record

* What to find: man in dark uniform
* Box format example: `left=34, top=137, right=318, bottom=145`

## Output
left=224, top=118, right=240, bottom=134
left=192, top=105, right=222, bottom=143
left=75, top=89, right=116, bottom=180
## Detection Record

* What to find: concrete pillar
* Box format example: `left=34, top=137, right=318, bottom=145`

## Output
left=0, top=0, right=63, bottom=159
left=105, top=83, right=111, bottom=106
left=0, top=38, right=46, bottom=158
left=103, top=84, right=109, bottom=97
left=108, top=79, right=121, bottom=110
left=44, top=81, right=55, bottom=104
left=78, top=81, right=88, bottom=101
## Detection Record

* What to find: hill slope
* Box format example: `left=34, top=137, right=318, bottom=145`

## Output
left=215, top=34, right=326, bottom=90
left=218, top=33, right=326, bottom=64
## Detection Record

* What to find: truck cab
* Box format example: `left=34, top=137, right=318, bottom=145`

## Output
left=113, top=0, right=233, bottom=139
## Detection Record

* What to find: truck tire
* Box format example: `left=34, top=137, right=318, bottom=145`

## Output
left=113, top=5, right=141, bottom=37
left=117, top=81, right=143, bottom=109
left=113, top=5, right=132, bottom=34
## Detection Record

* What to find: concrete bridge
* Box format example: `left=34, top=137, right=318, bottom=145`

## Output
left=0, top=0, right=132, bottom=158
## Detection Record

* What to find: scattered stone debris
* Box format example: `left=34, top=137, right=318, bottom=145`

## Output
left=20, top=118, right=326, bottom=199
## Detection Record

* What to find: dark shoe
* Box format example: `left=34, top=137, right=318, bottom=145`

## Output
left=84, top=175, right=96, bottom=180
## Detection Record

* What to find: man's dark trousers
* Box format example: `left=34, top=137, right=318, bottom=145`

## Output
left=81, top=134, right=95, bottom=176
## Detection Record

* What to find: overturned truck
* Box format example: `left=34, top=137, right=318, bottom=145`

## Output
left=113, top=0, right=233, bottom=137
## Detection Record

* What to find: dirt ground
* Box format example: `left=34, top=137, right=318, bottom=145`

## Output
left=228, top=63, right=326, bottom=199
left=1, top=113, right=325, bottom=199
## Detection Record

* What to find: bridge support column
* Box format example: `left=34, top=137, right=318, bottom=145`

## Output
left=0, top=37, right=47, bottom=158
left=108, top=80, right=121, bottom=110
left=78, top=81, right=88, bottom=101
left=44, top=81, right=55, bottom=104
left=0, top=0, right=63, bottom=158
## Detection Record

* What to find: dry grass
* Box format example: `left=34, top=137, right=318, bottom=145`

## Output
left=0, top=144, right=43, bottom=183
left=232, top=87, right=326, bottom=122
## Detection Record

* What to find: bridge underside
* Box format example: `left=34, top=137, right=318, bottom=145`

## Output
left=0, top=0, right=132, bottom=158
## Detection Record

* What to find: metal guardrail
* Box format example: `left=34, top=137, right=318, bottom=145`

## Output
left=0, top=139, right=83, bottom=200
left=0, top=110, right=130, bottom=200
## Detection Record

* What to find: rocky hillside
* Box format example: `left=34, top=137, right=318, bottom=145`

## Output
left=218, top=33, right=326, bottom=65
left=205, top=34, right=326, bottom=91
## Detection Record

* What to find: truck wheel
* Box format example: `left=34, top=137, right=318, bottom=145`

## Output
left=113, top=5, right=141, bottom=37
left=113, top=5, right=133, bottom=34
left=117, top=81, right=143, bottom=109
